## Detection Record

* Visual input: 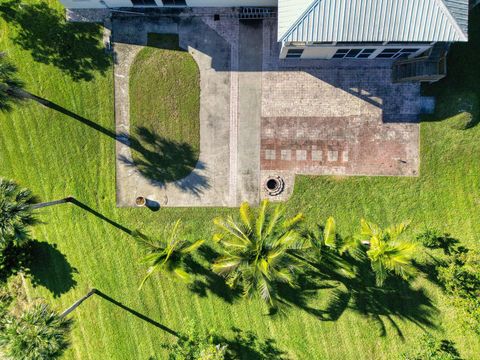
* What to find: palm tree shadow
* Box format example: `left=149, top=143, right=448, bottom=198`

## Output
left=185, top=246, right=241, bottom=304
left=275, top=250, right=438, bottom=337
left=0, top=0, right=111, bottom=81
left=26, top=240, right=77, bottom=298
left=118, top=127, right=210, bottom=196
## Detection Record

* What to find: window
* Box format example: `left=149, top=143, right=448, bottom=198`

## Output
left=161, top=0, right=186, bottom=5
left=332, top=48, right=376, bottom=59
left=131, top=0, right=157, bottom=5
left=376, top=48, right=420, bottom=59
left=286, top=49, right=304, bottom=59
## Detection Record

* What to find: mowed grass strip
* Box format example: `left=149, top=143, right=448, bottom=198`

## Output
left=0, top=1, right=479, bottom=359
left=129, top=34, right=200, bottom=183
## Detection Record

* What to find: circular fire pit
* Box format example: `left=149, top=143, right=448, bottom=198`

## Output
left=264, top=176, right=285, bottom=196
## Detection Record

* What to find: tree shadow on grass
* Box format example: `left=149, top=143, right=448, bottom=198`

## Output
left=275, top=251, right=438, bottom=338
left=26, top=240, right=77, bottom=298
left=118, top=127, right=210, bottom=196
left=184, top=246, right=241, bottom=304
left=0, top=0, right=111, bottom=81
left=224, top=327, right=289, bottom=360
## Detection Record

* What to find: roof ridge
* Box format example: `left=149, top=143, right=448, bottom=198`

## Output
left=436, top=0, right=468, bottom=40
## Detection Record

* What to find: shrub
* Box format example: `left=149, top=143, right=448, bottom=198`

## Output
left=416, top=228, right=443, bottom=248
left=437, top=249, right=480, bottom=334
left=162, top=326, right=227, bottom=360
left=0, top=302, right=71, bottom=360
left=401, top=334, right=462, bottom=360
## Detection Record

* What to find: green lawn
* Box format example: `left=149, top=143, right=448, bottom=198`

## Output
left=0, top=0, right=479, bottom=359
left=129, top=34, right=200, bottom=183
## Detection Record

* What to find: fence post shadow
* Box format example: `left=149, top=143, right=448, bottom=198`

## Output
left=61, top=288, right=179, bottom=337
left=68, top=198, right=132, bottom=235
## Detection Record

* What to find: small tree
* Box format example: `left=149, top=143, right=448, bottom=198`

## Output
left=0, top=178, right=36, bottom=249
left=341, top=219, right=417, bottom=286
left=212, top=200, right=305, bottom=307
left=163, top=325, right=227, bottom=360
left=0, top=302, right=71, bottom=360
left=402, top=334, right=462, bottom=360
left=135, top=220, right=204, bottom=289
left=0, top=53, right=25, bottom=112
left=437, top=248, right=480, bottom=334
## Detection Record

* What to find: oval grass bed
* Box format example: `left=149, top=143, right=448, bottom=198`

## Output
left=129, top=34, right=200, bottom=183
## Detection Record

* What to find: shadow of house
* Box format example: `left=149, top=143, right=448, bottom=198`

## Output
left=26, top=240, right=77, bottom=298
left=422, top=6, right=480, bottom=129
left=111, top=14, right=424, bottom=124
left=0, top=0, right=111, bottom=81
left=118, top=127, right=209, bottom=196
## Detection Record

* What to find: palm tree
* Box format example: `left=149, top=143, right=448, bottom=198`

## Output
left=356, top=219, right=417, bottom=286
left=0, top=302, right=71, bottom=360
left=134, top=220, right=204, bottom=289
left=212, top=200, right=306, bottom=307
left=0, top=178, right=36, bottom=248
left=0, top=52, right=25, bottom=112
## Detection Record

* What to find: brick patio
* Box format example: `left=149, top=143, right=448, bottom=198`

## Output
left=261, top=116, right=419, bottom=177
left=260, top=19, right=421, bottom=201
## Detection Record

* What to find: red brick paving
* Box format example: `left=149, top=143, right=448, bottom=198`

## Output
left=261, top=116, right=419, bottom=176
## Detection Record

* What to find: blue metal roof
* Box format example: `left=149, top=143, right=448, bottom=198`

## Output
left=279, top=0, right=469, bottom=43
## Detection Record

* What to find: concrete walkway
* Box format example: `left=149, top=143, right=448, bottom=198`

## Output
left=114, top=13, right=239, bottom=207
left=113, top=11, right=424, bottom=207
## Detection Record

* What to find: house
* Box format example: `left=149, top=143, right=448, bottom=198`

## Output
left=62, top=0, right=469, bottom=81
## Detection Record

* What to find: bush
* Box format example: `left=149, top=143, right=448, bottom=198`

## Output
left=162, top=325, right=288, bottom=360
left=0, top=243, right=29, bottom=283
left=163, top=326, right=227, bottom=360
left=401, top=334, right=462, bottom=360
left=416, top=229, right=459, bottom=255
left=0, top=302, right=71, bottom=360
left=416, top=228, right=443, bottom=248
left=437, top=248, right=480, bottom=334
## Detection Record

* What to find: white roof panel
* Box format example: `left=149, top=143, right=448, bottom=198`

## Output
left=278, top=0, right=469, bottom=43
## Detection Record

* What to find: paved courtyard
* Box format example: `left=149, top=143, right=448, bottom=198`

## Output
left=106, top=10, right=423, bottom=207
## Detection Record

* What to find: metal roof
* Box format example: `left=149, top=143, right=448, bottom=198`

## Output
left=278, top=0, right=469, bottom=43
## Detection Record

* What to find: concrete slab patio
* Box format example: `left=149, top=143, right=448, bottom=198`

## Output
left=110, top=10, right=423, bottom=207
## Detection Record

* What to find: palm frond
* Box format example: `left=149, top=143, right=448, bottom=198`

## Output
left=212, top=201, right=306, bottom=305
left=264, top=203, right=284, bottom=238
left=239, top=202, right=254, bottom=231
left=323, top=217, right=336, bottom=248
left=255, top=200, right=268, bottom=239
left=283, top=212, right=304, bottom=230
left=181, top=239, right=205, bottom=254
